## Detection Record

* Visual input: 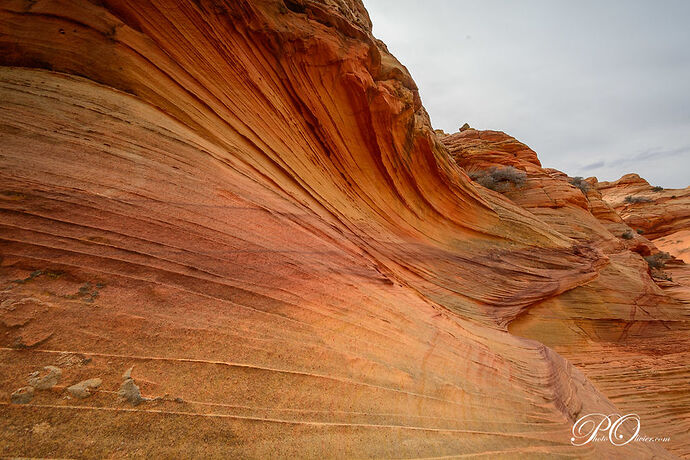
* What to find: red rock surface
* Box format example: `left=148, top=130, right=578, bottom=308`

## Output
left=443, top=129, right=639, bottom=253
left=0, top=1, right=687, bottom=458
left=443, top=128, right=690, bottom=456
left=596, top=174, right=690, bottom=250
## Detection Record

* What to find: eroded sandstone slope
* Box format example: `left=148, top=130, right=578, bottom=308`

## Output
left=442, top=128, right=690, bottom=457
left=0, top=0, right=687, bottom=458
left=595, top=174, right=690, bottom=259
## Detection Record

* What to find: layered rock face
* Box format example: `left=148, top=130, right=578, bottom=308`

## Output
left=0, top=1, right=687, bottom=458
left=443, top=128, right=690, bottom=457
left=595, top=174, right=690, bottom=258
left=444, top=129, right=618, bottom=247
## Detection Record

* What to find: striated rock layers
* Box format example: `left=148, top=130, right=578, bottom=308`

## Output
left=443, top=129, right=690, bottom=457
left=0, top=0, right=687, bottom=458
left=595, top=174, right=690, bottom=259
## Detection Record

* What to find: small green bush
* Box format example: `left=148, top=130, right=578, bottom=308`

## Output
left=621, top=230, right=634, bottom=240
left=651, top=186, right=664, bottom=192
left=644, top=252, right=671, bottom=269
left=469, top=166, right=527, bottom=192
left=636, top=229, right=644, bottom=234
left=624, top=195, right=653, bottom=204
left=568, top=176, right=590, bottom=193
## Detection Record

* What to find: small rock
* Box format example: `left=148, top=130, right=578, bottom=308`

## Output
left=28, top=365, right=62, bottom=390
left=459, top=122, right=471, bottom=132
left=11, top=386, right=34, bottom=404
left=118, top=378, right=146, bottom=405
left=67, top=378, right=102, bottom=399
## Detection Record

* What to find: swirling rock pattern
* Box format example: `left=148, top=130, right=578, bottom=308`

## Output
left=595, top=174, right=690, bottom=258
left=0, top=0, right=687, bottom=458
left=443, top=128, right=690, bottom=458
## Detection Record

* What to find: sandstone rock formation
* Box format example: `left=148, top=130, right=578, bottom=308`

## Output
left=0, top=0, right=687, bottom=458
left=442, top=129, right=636, bottom=252
left=595, top=174, right=690, bottom=258
left=442, top=128, right=690, bottom=456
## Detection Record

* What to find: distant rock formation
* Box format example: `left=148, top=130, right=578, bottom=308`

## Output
left=441, top=129, right=689, bottom=454
left=596, top=174, right=690, bottom=256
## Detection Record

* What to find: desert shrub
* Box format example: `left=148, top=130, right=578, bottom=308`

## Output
left=621, top=230, right=634, bottom=240
left=651, top=186, right=664, bottom=192
left=568, top=176, right=590, bottom=193
left=469, top=166, right=527, bottom=192
left=624, top=195, right=653, bottom=204
left=644, top=252, right=671, bottom=269
left=636, top=229, right=644, bottom=234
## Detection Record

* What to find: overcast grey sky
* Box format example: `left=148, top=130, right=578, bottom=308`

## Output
left=364, top=0, right=690, bottom=188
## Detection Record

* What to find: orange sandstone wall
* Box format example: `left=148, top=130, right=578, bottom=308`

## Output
left=0, top=1, right=687, bottom=458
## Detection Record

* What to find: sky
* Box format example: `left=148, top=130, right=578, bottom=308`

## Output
left=364, top=0, right=690, bottom=188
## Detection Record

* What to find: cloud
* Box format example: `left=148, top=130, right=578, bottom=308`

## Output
left=580, top=161, right=605, bottom=171
left=364, top=0, right=690, bottom=188
left=625, top=145, right=690, bottom=163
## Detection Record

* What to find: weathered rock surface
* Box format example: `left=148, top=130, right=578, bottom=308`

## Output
left=0, top=0, right=686, bottom=458
left=28, top=366, right=62, bottom=390
left=10, top=386, right=34, bottom=404
left=443, top=127, right=690, bottom=455
left=442, top=129, right=642, bottom=254
left=655, top=229, right=690, bottom=261
left=67, top=378, right=102, bottom=399
left=117, top=378, right=146, bottom=406
left=596, top=173, right=690, bottom=247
